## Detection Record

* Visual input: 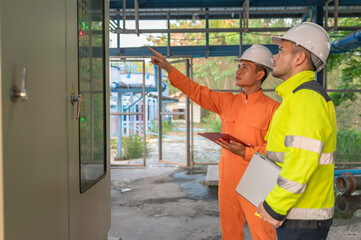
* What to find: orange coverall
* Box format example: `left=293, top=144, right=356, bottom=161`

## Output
left=168, top=68, right=279, bottom=240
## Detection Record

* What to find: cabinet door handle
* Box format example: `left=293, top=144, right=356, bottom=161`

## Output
left=10, top=65, right=28, bottom=102
left=71, top=94, right=82, bottom=120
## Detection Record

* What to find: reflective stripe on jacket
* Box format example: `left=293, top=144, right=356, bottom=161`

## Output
left=264, top=70, right=337, bottom=221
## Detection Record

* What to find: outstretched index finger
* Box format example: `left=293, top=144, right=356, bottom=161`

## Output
left=148, top=47, right=164, bottom=58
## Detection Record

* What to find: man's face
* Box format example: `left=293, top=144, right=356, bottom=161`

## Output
left=235, top=60, right=262, bottom=88
left=272, top=40, right=295, bottom=80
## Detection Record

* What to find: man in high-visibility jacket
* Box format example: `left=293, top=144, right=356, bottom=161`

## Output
left=149, top=45, right=279, bottom=240
left=257, top=22, right=337, bottom=240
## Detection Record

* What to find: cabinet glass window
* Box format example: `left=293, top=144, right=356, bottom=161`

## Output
left=77, top=0, right=106, bottom=192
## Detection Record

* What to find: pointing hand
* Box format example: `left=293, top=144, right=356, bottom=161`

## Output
left=148, top=47, right=173, bottom=73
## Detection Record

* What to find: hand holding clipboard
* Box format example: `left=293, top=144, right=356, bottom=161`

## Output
left=198, top=132, right=252, bottom=147
left=198, top=132, right=252, bottom=158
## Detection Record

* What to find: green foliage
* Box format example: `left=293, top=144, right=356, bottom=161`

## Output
left=329, top=91, right=358, bottom=108
left=202, top=114, right=222, bottom=132
left=110, top=137, right=117, bottom=150
left=122, top=135, right=150, bottom=159
left=327, top=17, right=361, bottom=108
left=161, top=60, right=187, bottom=95
left=150, top=120, right=175, bottom=135
left=147, top=18, right=302, bottom=47
left=328, top=53, right=361, bottom=107
left=192, top=57, right=237, bottom=90
left=162, top=120, right=175, bottom=133
left=336, top=128, right=361, bottom=162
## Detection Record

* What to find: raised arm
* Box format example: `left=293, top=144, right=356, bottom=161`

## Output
left=148, top=47, right=234, bottom=115
left=148, top=47, right=173, bottom=73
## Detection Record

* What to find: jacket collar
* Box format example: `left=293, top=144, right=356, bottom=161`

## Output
left=241, top=88, right=264, bottom=103
left=275, top=70, right=316, bottom=100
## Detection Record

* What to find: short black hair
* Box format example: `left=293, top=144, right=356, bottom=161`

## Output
left=255, top=65, right=268, bottom=84
left=292, top=44, right=316, bottom=71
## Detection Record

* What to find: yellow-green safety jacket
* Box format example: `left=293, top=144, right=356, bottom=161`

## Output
left=263, top=70, right=337, bottom=221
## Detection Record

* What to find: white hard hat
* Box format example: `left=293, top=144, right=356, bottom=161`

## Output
left=235, top=44, right=273, bottom=73
left=272, top=22, right=331, bottom=72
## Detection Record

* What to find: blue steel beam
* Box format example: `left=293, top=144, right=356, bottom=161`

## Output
left=109, top=0, right=360, bottom=9
left=110, top=44, right=280, bottom=58
left=111, top=88, right=157, bottom=93
left=108, top=32, right=361, bottom=59
left=108, top=29, right=361, bottom=60
left=335, top=169, right=361, bottom=177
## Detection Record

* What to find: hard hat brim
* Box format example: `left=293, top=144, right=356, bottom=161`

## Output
left=234, top=58, right=272, bottom=72
left=271, top=36, right=283, bottom=45
left=272, top=36, right=298, bottom=46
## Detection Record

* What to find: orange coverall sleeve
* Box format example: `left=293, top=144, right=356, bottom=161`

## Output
left=168, top=68, right=234, bottom=116
left=244, top=142, right=266, bottom=161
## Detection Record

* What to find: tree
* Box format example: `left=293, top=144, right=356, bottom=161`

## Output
left=326, top=17, right=361, bottom=129
left=327, top=17, right=361, bottom=107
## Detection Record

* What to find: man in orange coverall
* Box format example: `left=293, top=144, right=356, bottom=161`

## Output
left=149, top=45, right=279, bottom=240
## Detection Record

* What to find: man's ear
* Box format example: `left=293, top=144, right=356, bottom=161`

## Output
left=294, top=52, right=307, bottom=67
left=257, top=70, right=265, bottom=81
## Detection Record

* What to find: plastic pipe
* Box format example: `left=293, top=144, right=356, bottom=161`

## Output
left=331, top=29, right=361, bottom=54
left=334, top=169, right=361, bottom=177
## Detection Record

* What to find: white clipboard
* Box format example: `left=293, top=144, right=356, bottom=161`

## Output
left=236, top=152, right=281, bottom=207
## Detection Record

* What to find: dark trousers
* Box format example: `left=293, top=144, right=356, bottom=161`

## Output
left=276, top=227, right=330, bottom=240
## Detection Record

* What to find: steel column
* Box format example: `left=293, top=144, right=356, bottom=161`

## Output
left=315, top=5, right=324, bottom=86
left=185, top=59, right=191, bottom=168
left=157, top=66, right=163, bottom=161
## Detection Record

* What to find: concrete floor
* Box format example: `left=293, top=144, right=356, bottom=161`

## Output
left=108, top=165, right=361, bottom=240
left=108, top=166, right=234, bottom=240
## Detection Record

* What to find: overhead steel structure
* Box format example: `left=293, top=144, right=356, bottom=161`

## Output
left=108, top=0, right=361, bottom=167
left=109, top=0, right=361, bottom=58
